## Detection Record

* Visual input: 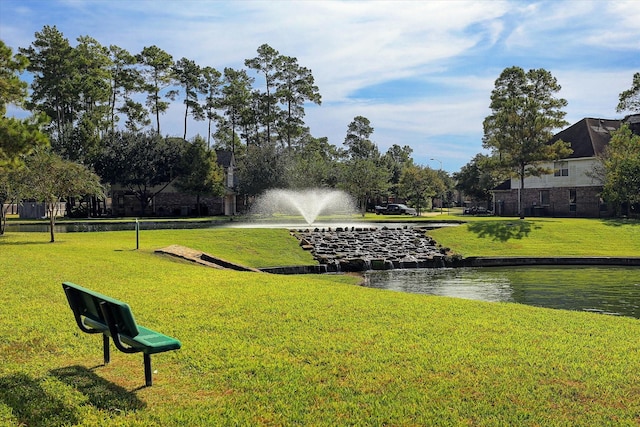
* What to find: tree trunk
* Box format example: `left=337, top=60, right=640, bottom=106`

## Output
left=183, top=104, right=188, bottom=140
left=48, top=204, right=56, bottom=242
left=0, top=205, right=6, bottom=235
left=519, top=168, right=525, bottom=219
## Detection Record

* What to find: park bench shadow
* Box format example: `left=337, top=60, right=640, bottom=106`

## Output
left=466, top=220, right=538, bottom=242
left=0, top=367, right=145, bottom=426
left=0, top=372, right=79, bottom=427
left=51, top=365, right=146, bottom=410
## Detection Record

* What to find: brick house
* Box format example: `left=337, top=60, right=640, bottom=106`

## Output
left=491, top=115, right=638, bottom=218
left=111, top=150, right=238, bottom=217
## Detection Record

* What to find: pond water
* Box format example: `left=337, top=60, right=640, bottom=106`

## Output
left=4, top=220, right=222, bottom=233
left=5, top=220, right=454, bottom=232
left=364, top=266, right=640, bottom=319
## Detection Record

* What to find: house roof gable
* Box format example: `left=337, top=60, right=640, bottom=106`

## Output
left=215, top=150, right=234, bottom=167
left=550, top=117, right=620, bottom=158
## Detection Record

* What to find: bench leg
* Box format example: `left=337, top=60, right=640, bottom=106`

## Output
left=144, top=354, right=152, bottom=387
left=103, top=335, right=110, bottom=365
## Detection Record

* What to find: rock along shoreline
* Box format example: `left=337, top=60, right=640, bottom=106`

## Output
left=260, top=225, right=640, bottom=274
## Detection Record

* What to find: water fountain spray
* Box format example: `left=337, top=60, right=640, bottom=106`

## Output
left=250, top=189, right=356, bottom=225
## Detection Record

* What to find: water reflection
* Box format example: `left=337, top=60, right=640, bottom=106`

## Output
left=4, top=220, right=222, bottom=233
left=364, top=266, right=640, bottom=319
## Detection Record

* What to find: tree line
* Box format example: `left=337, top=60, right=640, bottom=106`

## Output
left=0, top=27, right=451, bottom=239
left=2, top=24, right=638, bottom=239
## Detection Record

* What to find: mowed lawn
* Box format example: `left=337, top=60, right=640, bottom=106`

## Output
left=1, top=221, right=640, bottom=426
left=428, top=217, right=640, bottom=257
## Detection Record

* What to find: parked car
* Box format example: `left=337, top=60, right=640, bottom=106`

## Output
left=463, top=206, right=491, bottom=215
left=375, top=203, right=418, bottom=216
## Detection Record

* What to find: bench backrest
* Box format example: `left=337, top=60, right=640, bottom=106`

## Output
left=62, top=281, right=140, bottom=338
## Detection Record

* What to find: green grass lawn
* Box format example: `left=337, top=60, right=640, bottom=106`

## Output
left=428, top=217, right=640, bottom=257
left=2, top=223, right=640, bottom=426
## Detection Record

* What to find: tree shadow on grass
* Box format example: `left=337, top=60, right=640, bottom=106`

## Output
left=601, top=218, right=640, bottom=227
left=0, top=240, right=53, bottom=246
left=0, top=367, right=145, bottom=426
left=466, top=220, right=539, bottom=242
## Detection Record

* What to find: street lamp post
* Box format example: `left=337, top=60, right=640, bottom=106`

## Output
left=430, top=158, right=443, bottom=215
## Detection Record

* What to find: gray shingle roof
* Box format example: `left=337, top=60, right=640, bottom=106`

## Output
left=550, top=118, right=621, bottom=158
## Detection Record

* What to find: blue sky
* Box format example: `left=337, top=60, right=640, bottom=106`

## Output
left=1, top=0, right=639, bottom=172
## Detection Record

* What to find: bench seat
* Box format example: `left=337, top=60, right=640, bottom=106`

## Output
left=62, top=281, right=181, bottom=386
left=121, top=325, right=182, bottom=354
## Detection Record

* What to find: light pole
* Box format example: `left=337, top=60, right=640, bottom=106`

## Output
left=430, top=158, right=443, bottom=215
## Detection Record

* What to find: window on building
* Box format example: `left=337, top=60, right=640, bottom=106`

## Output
left=554, top=161, right=569, bottom=176
left=540, top=190, right=550, bottom=206
left=569, top=189, right=576, bottom=212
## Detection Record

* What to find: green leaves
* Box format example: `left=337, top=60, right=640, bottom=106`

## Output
left=137, top=45, right=174, bottom=134
left=617, top=72, right=640, bottom=113
left=601, top=124, right=640, bottom=213
left=18, top=148, right=104, bottom=241
left=0, top=40, right=29, bottom=114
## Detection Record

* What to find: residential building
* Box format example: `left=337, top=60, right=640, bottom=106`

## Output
left=110, top=149, right=238, bottom=217
left=492, top=115, right=638, bottom=218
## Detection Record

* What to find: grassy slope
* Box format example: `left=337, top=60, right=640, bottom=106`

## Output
left=428, top=217, right=640, bottom=257
left=1, top=227, right=640, bottom=425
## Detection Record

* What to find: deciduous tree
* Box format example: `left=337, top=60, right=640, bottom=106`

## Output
left=454, top=153, right=502, bottom=208
left=0, top=166, right=28, bottom=234
left=95, top=131, right=186, bottom=215
left=383, top=144, right=413, bottom=203
left=601, top=124, right=640, bottom=216
left=174, top=135, right=224, bottom=216
left=398, top=164, right=441, bottom=214
left=21, top=148, right=104, bottom=242
left=285, top=132, right=341, bottom=189
left=238, top=142, right=286, bottom=196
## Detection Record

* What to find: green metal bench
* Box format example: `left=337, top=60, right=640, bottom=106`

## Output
left=62, top=281, right=181, bottom=387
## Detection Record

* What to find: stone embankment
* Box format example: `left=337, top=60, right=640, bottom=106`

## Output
left=290, top=225, right=450, bottom=272
left=157, top=230, right=640, bottom=275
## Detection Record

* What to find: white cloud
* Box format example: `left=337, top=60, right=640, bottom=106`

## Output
left=555, top=69, right=636, bottom=120
left=1, top=0, right=639, bottom=172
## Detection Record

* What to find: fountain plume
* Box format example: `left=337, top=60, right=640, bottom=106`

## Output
left=250, top=189, right=356, bottom=224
